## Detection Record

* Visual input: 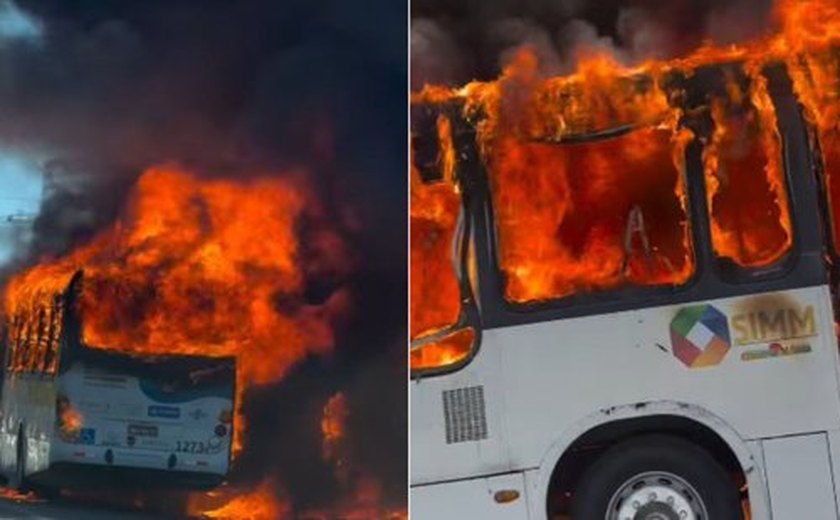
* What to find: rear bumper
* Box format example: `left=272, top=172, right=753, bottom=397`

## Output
left=31, top=462, right=226, bottom=490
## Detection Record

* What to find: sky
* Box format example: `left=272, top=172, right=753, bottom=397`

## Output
left=0, top=152, right=41, bottom=265
left=0, top=0, right=43, bottom=265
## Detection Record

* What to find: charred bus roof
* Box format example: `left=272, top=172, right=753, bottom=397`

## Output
left=5, top=269, right=236, bottom=376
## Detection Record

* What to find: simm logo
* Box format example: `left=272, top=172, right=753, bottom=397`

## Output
left=731, top=306, right=816, bottom=345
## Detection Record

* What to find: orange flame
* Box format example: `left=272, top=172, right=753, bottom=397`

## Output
left=0, top=487, right=38, bottom=503
left=410, top=117, right=463, bottom=340
left=410, top=328, right=474, bottom=371
left=203, top=479, right=289, bottom=520
left=3, top=165, right=345, bottom=456
left=703, top=66, right=792, bottom=266
left=321, top=392, right=350, bottom=484
left=57, top=398, right=83, bottom=441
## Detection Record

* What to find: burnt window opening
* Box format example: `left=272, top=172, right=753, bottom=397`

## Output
left=5, top=294, right=65, bottom=375
left=790, top=51, right=840, bottom=258
left=487, top=126, right=696, bottom=305
left=702, top=67, right=793, bottom=271
left=410, top=113, right=476, bottom=372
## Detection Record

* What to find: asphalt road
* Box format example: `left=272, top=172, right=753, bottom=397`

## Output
left=0, top=494, right=176, bottom=519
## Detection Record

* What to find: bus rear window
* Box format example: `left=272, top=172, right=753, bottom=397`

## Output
left=488, top=126, right=695, bottom=304
left=703, top=71, right=792, bottom=268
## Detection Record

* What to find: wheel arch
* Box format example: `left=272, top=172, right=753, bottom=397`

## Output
left=531, top=400, right=771, bottom=520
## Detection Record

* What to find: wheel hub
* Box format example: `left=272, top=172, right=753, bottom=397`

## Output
left=607, top=471, right=707, bottom=520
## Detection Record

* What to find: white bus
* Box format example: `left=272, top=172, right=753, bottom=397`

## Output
left=410, top=61, right=840, bottom=519
left=0, top=271, right=235, bottom=493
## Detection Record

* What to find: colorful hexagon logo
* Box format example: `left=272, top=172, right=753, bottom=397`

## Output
left=670, top=304, right=731, bottom=368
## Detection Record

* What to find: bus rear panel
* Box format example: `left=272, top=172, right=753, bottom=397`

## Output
left=50, top=352, right=235, bottom=489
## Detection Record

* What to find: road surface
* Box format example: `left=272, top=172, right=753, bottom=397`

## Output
left=0, top=494, right=181, bottom=519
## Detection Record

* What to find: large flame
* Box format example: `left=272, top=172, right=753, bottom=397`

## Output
left=3, top=165, right=346, bottom=456
left=411, top=0, right=840, bottom=322
left=321, top=391, right=350, bottom=484
left=203, top=479, right=290, bottom=520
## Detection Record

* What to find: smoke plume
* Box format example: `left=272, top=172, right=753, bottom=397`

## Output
left=411, top=0, right=776, bottom=88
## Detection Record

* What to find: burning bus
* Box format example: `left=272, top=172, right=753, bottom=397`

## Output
left=410, top=4, right=840, bottom=518
left=0, top=268, right=235, bottom=493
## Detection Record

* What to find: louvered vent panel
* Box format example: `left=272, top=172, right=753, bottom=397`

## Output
left=442, top=385, right=488, bottom=444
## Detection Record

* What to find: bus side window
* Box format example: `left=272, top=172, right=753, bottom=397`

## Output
left=22, top=306, right=38, bottom=373
left=702, top=72, right=792, bottom=270
left=410, top=115, right=475, bottom=373
left=488, top=127, right=696, bottom=304
left=11, top=314, right=24, bottom=372
left=14, top=309, right=31, bottom=372
left=44, top=299, right=62, bottom=375
left=19, top=308, right=32, bottom=372
left=33, top=306, right=47, bottom=373
left=5, top=315, right=18, bottom=371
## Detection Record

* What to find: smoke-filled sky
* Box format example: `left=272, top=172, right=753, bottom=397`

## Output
left=0, top=0, right=406, bottom=513
left=0, top=0, right=406, bottom=262
left=412, top=0, right=776, bottom=88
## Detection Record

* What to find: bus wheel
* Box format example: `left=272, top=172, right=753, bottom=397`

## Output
left=571, top=434, right=742, bottom=520
left=14, top=425, right=29, bottom=493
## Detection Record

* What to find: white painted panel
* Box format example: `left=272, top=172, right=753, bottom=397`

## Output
left=497, top=286, right=840, bottom=471
left=411, top=340, right=510, bottom=484
left=745, top=440, right=772, bottom=520
left=825, top=430, right=840, bottom=518
left=763, top=434, right=837, bottom=520
left=411, top=472, right=529, bottom=520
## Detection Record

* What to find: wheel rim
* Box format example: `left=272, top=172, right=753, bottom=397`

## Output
left=606, top=471, right=708, bottom=520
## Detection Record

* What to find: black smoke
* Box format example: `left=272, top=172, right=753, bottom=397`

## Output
left=411, top=0, right=776, bottom=88
left=0, top=0, right=406, bottom=515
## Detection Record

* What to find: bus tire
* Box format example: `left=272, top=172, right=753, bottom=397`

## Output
left=571, top=434, right=742, bottom=520
left=14, top=425, right=30, bottom=493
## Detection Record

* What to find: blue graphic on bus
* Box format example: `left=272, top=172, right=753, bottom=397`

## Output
left=148, top=405, right=180, bottom=419
left=78, top=428, right=96, bottom=445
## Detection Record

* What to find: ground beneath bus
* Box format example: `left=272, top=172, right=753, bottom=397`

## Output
left=0, top=490, right=169, bottom=520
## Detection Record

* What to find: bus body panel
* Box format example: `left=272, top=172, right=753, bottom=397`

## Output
left=501, top=285, right=840, bottom=471
left=411, top=334, right=510, bottom=483
left=50, top=361, right=233, bottom=475
left=762, top=433, right=837, bottom=519
left=410, top=285, right=840, bottom=517
left=0, top=374, right=57, bottom=478
left=411, top=472, right=528, bottom=520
